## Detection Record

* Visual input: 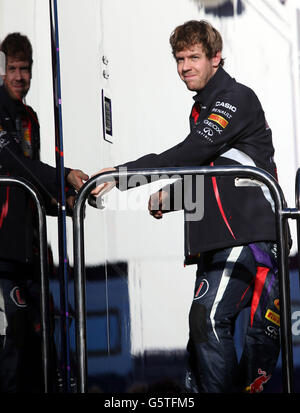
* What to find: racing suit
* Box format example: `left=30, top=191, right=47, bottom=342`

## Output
left=117, top=66, right=282, bottom=392
left=0, top=84, right=72, bottom=392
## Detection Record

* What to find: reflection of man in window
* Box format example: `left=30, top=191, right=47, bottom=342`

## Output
left=0, top=32, right=88, bottom=392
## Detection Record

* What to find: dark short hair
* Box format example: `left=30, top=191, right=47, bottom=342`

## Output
left=170, top=20, right=224, bottom=66
left=0, top=32, right=33, bottom=67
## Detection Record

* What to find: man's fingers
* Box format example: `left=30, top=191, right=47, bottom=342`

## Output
left=89, top=167, right=117, bottom=195
left=150, top=210, right=163, bottom=219
left=67, top=169, right=89, bottom=190
left=91, top=181, right=116, bottom=196
left=91, top=182, right=106, bottom=196
left=149, top=192, right=160, bottom=211
left=77, top=170, right=89, bottom=181
left=148, top=192, right=164, bottom=219
left=66, top=195, right=75, bottom=209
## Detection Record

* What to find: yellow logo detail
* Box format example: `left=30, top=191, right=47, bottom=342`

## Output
left=208, top=113, right=229, bottom=128
left=265, top=309, right=280, bottom=326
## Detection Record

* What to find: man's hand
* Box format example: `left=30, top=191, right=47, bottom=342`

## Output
left=90, top=167, right=117, bottom=196
left=148, top=189, right=169, bottom=219
left=66, top=194, right=76, bottom=210
left=66, top=169, right=89, bottom=191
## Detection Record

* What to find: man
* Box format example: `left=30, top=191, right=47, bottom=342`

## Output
left=0, top=32, right=88, bottom=392
left=92, top=20, right=281, bottom=393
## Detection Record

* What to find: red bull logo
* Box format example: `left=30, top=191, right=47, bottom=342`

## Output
left=245, top=368, right=271, bottom=393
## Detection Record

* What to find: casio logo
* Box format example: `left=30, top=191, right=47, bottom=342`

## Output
left=215, top=101, right=237, bottom=112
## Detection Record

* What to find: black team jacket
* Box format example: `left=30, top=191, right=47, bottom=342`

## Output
left=117, top=67, right=280, bottom=262
left=0, top=84, right=72, bottom=271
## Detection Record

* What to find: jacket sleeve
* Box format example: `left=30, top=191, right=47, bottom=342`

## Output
left=0, top=127, right=68, bottom=207
left=117, top=87, right=255, bottom=170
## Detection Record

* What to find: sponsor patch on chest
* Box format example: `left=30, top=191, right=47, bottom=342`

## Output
left=208, top=113, right=229, bottom=128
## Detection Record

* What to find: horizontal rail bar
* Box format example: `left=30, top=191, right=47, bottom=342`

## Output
left=282, top=208, right=300, bottom=219
left=73, top=165, right=294, bottom=393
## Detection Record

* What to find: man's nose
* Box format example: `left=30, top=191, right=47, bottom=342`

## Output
left=14, top=69, right=22, bottom=80
left=182, top=59, right=192, bottom=72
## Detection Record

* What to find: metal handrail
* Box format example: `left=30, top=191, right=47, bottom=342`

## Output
left=0, top=176, right=51, bottom=393
left=73, top=165, right=295, bottom=393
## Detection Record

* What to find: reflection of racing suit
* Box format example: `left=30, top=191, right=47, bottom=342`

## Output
left=0, top=85, right=72, bottom=392
left=117, top=67, right=283, bottom=392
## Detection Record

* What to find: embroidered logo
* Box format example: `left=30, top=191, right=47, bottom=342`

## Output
left=245, top=368, right=271, bottom=393
left=0, top=131, right=9, bottom=152
left=10, top=287, right=27, bottom=307
left=265, top=309, right=280, bottom=326
left=194, top=279, right=209, bottom=300
left=208, top=113, right=229, bottom=128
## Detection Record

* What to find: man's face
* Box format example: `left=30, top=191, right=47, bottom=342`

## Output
left=3, top=56, right=31, bottom=100
left=175, top=43, right=221, bottom=91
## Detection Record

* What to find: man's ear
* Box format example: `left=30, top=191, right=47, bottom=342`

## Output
left=212, top=50, right=222, bottom=68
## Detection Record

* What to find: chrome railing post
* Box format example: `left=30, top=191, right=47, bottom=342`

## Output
left=0, top=176, right=51, bottom=393
left=73, top=166, right=295, bottom=393
left=295, top=169, right=300, bottom=290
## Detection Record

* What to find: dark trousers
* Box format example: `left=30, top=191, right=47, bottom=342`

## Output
left=186, top=242, right=280, bottom=393
left=0, top=271, right=43, bottom=393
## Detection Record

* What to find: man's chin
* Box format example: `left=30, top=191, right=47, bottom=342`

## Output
left=8, top=88, right=26, bottom=101
left=186, top=84, right=197, bottom=92
left=184, top=81, right=198, bottom=92
left=185, top=82, right=204, bottom=92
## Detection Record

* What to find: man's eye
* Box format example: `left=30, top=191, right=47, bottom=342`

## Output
left=191, top=56, right=199, bottom=61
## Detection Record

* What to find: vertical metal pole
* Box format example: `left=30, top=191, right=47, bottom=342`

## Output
left=295, top=169, right=300, bottom=288
left=276, top=211, right=294, bottom=393
left=36, top=189, right=52, bottom=393
left=0, top=177, right=51, bottom=392
left=73, top=193, right=88, bottom=393
left=49, top=0, right=72, bottom=392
